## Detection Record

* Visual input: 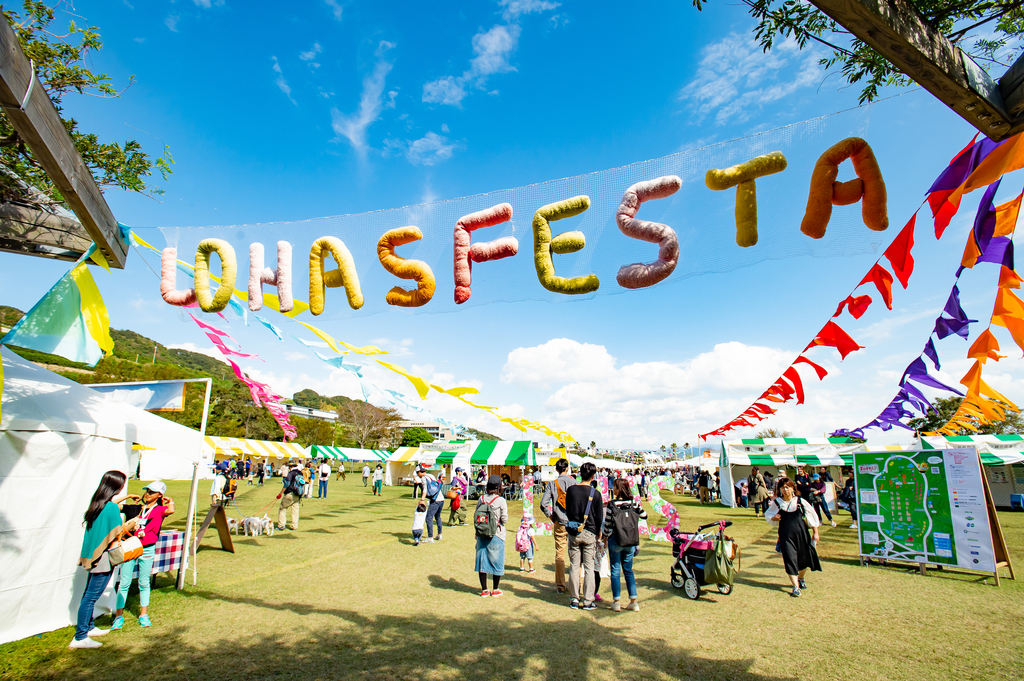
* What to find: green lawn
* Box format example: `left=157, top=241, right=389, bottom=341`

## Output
left=2, top=477, right=1022, bottom=681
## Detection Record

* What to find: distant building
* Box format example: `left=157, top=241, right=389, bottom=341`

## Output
left=283, top=403, right=338, bottom=423
left=398, top=419, right=455, bottom=441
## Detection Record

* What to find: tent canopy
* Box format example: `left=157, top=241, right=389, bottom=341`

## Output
left=309, top=445, right=389, bottom=462
left=207, top=436, right=305, bottom=460
left=390, top=441, right=536, bottom=468
left=0, top=348, right=201, bottom=644
left=919, top=435, right=1024, bottom=465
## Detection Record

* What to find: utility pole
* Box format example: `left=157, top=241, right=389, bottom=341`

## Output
left=152, top=345, right=157, bottom=364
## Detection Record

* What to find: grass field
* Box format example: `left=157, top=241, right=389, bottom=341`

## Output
left=2, top=476, right=1022, bottom=681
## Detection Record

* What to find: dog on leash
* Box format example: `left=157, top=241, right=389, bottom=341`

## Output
left=227, top=517, right=241, bottom=535
left=240, top=514, right=274, bottom=537
left=259, top=515, right=274, bottom=536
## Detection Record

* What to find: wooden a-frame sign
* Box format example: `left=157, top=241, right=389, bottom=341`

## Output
left=191, top=503, right=235, bottom=555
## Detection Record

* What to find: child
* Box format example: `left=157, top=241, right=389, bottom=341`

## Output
left=515, top=515, right=536, bottom=572
left=740, top=481, right=749, bottom=509
left=412, top=502, right=427, bottom=546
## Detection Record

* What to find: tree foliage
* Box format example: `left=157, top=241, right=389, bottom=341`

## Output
left=755, top=427, right=793, bottom=438
left=907, top=396, right=1024, bottom=435
left=337, top=401, right=403, bottom=449
left=1, top=1, right=173, bottom=210
left=400, top=427, right=435, bottom=447
left=693, top=0, right=1024, bottom=103
left=292, top=416, right=338, bottom=448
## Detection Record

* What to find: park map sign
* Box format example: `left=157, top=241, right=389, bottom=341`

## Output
left=854, top=448, right=996, bottom=573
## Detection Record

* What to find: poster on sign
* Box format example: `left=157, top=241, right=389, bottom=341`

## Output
left=853, top=448, right=1012, bottom=582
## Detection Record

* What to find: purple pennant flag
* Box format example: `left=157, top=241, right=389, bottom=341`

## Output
left=977, top=237, right=1014, bottom=269
left=927, top=137, right=1003, bottom=194
left=900, top=381, right=935, bottom=413
left=902, top=357, right=965, bottom=395
left=934, top=285, right=978, bottom=340
left=923, top=338, right=941, bottom=371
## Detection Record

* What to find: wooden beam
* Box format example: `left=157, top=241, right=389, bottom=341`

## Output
left=808, top=0, right=1024, bottom=142
left=0, top=15, right=127, bottom=267
left=0, top=201, right=91, bottom=262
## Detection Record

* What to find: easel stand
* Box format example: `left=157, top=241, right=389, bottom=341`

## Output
left=191, top=503, right=235, bottom=555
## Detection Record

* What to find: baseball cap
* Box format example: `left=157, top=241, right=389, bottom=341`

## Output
left=143, top=480, right=167, bottom=495
left=812, top=473, right=820, bottom=480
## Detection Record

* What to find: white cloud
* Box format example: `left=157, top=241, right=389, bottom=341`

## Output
left=285, top=352, right=309, bottom=362
left=385, top=90, right=398, bottom=109
left=166, top=343, right=228, bottom=365
left=502, top=339, right=617, bottom=386
left=271, top=56, right=297, bottom=105
left=441, top=123, right=450, bottom=133
left=384, top=131, right=460, bottom=166
left=331, top=41, right=395, bottom=159
left=325, top=0, right=343, bottom=21
left=499, top=0, right=560, bottom=21
left=300, top=42, right=322, bottom=68
left=164, top=14, right=180, bottom=32
left=422, top=24, right=522, bottom=107
left=192, top=0, right=225, bottom=8
left=678, top=33, right=823, bottom=125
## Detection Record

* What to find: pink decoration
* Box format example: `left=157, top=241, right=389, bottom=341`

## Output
left=160, top=248, right=197, bottom=306
left=453, top=203, right=517, bottom=304
left=615, top=176, right=681, bottom=289
left=248, top=242, right=294, bottom=312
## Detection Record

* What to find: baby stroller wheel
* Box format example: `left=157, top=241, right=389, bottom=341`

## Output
left=717, top=583, right=733, bottom=595
left=683, top=578, right=700, bottom=600
left=670, top=569, right=685, bottom=589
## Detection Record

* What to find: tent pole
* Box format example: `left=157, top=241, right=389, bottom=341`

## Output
left=176, top=378, right=212, bottom=591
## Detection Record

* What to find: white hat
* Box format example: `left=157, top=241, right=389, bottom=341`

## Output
left=143, top=480, right=167, bottom=495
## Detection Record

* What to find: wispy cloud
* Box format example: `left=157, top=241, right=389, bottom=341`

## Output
left=422, top=23, right=523, bottom=107
left=271, top=56, right=297, bottom=105
left=331, top=41, right=395, bottom=159
left=325, top=0, right=343, bottom=21
left=300, top=42, right=322, bottom=68
left=499, top=0, right=560, bottom=21
left=164, top=14, right=180, bottom=32
left=678, top=33, right=823, bottom=126
left=385, top=131, right=461, bottom=166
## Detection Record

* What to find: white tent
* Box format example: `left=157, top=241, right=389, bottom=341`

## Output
left=0, top=348, right=202, bottom=644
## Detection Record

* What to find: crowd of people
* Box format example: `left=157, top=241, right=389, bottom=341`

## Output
left=70, top=454, right=845, bottom=650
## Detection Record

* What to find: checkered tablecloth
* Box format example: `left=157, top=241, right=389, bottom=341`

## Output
left=126, top=530, right=185, bottom=578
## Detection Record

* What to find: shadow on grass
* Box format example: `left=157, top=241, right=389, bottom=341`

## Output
left=10, top=607, right=798, bottom=681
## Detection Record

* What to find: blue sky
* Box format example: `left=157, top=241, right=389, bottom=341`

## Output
left=3, top=0, right=1024, bottom=450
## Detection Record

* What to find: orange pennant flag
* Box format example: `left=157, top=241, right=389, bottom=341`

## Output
left=961, top=232, right=982, bottom=269
left=992, top=288, right=1024, bottom=354
left=967, top=329, right=1004, bottom=364
left=999, top=266, right=1022, bottom=289
left=960, top=360, right=1016, bottom=408
left=994, top=190, right=1023, bottom=237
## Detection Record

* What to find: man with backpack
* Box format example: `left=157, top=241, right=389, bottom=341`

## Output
left=697, top=469, right=711, bottom=505
left=277, top=462, right=305, bottom=531
left=564, top=462, right=604, bottom=610
left=416, top=466, right=445, bottom=543
left=540, top=458, right=576, bottom=593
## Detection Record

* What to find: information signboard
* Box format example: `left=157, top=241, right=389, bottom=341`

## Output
left=854, top=448, right=995, bottom=572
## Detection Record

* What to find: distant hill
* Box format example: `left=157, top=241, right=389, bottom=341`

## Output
left=465, top=427, right=500, bottom=441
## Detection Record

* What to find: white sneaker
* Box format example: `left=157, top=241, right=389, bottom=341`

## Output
left=68, top=637, right=102, bottom=649
left=436, top=535, right=443, bottom=542
left=850, top=523, right=858, bottom=529
left=422, top=538, right=434, bottom=543
left=86, top=627, right=109, bottom=637
left=831, top=521, right=837, bottom=527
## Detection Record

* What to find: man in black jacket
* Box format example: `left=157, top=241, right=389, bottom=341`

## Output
left=564, top=462, right=604, bottom=610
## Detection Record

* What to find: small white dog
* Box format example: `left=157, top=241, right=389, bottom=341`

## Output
left=240, top=514, right=274, bottom=537
left=227, top=517, right=241, bottom=535
left=260, top=515, right=275, bottom=536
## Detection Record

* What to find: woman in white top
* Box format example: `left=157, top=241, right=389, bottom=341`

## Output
left=474, top=475, right=509, bottom=597
left=766, top=478, right=821, bottom=597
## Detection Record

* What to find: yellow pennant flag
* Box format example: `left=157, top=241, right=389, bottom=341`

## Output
left=377, top=361, right=430, bottom=399
left=70, top=264, right=114, bottom=358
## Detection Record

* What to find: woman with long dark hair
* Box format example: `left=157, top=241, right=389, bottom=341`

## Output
left=603, top=478, right=647, bottom=612
left=71, top=470, right=130, bottom=649
left=766, top=478, right=821, bottom=597
left=474, top=475, right=508, bottom=597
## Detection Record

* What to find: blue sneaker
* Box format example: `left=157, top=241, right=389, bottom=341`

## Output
left=138, top=615, right=152, bottom=628
left=110, top=616, right=124, bottom=630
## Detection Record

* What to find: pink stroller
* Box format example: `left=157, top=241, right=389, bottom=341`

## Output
left=669, top=521, right=735, bottom=600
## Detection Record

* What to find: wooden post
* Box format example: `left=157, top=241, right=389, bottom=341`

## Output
left=807, top=0, right=1024, bottom=141
left=190, top=504, right=235, bottom=555
left=0, top=16, right=127, bottom=267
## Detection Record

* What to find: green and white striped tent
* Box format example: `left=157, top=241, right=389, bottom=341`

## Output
left=308, top=445, right=389, bottom=462
left=920, top=435, right=1024, bottom=466
left=719, top=438, right=867, bottom=508
left=415, top=440, right=535, bottom=467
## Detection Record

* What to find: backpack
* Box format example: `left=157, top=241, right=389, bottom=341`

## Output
left=514, top=523, right=532, bottom=552
left=222, top=477, right=238, bottom=499
left=425, top=477, right=442, bottom=500
left=286, top=471, right=305, bottom=496
left=555, top=478, right=567, bottom=511
left=610, top=501, right=641, bottom=548
left=475, top=496, right=500, bottom=538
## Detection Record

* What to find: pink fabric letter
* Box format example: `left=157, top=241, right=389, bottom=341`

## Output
left=453, top=203, right=518, bottom=304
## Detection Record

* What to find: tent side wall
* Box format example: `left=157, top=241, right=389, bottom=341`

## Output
left=0, top=430, right=131, bottom=644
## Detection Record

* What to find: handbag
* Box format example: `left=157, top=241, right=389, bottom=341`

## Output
left=108, top=531, right=143, bottom=567
left=445, top=489, right=458, bottom=500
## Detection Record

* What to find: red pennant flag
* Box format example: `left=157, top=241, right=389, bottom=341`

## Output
left=794, top=355, right=828, bottom=380
left=750, top=403, right=776, bottom=415
left=782, top=366, right=805, bottom=405
left=859, top=264, right=895, bottom=310
left=805, top=321, right=864, bottom=360
left=883, top=214, right=916, bottom=289
left=833, top=294, right=873, bottom=319
left=771, top=378, right=795, bottom=401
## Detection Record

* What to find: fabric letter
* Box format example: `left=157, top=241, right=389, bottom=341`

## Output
left=309, top=237, right=363, bottom=314
left=532, top=196, right=600, bottom=294
left=615, top=175, right=682, bottom=288
left=194, top=239, right=237, bottom=313
left=705, top=152, right=787, bottom=247
left=160, top=247, right=197, bottom=306
left=248, top=242, right=294, bottom=313
left=378, top=226, right=436, bottom=307
left=453, top=203, right=517, bottom=304
left=801, top=137, right=888, bottom=239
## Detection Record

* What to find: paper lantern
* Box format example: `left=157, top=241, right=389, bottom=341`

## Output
left=616, top=175, right=682, bottom=288
left=159, top=247, right=196, bottom=306
left=532, top=195, right=600, bottom=294
left=194, top=239, right=237, bottom=313
left=801, top=137, right=888, bottom=238
left=453, top=203, right=518, bottom=304
left=706, top=151, right=788, bottom=247
left=248, top=241, right=294, bottom=312
left=377, top=226, right=436, bottom=307
left=309, top=237, right=363, bottom=315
